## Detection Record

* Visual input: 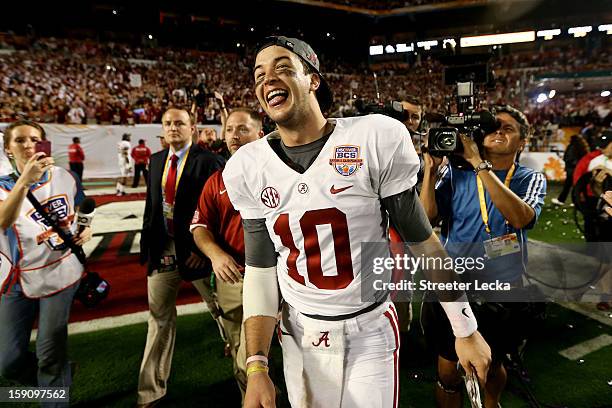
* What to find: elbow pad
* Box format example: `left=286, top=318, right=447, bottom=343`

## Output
left=243, top=265, right=279, bottom=320
left=440, top=295, right=478, bottom=338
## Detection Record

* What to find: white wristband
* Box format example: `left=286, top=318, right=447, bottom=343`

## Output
left=246, top=355, right=268, bottom=366
left=440, top=296, right=478, bottom=338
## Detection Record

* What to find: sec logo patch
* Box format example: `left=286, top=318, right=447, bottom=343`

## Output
left=261, top=187, right=280, bottom=208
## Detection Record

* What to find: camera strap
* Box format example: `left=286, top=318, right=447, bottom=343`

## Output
left=9, top=173, right=87, bottom=264
left=476, top=163, right=515, bottom=235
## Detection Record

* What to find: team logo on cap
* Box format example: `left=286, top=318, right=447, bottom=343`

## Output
left=329, top=145, right=363, bottom=177
left=306, top=52, right=318, bottom=66
left=261, top=187, right=280, bottom=208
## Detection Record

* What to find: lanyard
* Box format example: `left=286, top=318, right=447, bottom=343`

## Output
left=161, top=147, right=190, bottom=194
left=477, top=163, right=515, bottom=236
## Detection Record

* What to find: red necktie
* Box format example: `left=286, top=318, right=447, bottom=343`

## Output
left=165, top=154, right=179, bottom=235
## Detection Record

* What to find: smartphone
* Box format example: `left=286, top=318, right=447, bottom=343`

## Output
left=35, top=141, right=47, bottom=157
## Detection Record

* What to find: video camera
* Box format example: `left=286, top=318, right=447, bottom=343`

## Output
left=354, top=99, right=408, bottom=123
left=426, top=55, right=499, bottom=167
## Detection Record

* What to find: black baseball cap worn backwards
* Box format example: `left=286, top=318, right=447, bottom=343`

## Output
left=256, top=36, right=334, bottom=112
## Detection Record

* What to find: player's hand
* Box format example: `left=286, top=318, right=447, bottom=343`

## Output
left=455, top=330, right=491, bottom=386
left=604, top=191, right=612, bottom=217
left=20, top=153, right=54, bottom=186
left=186, top=252, right=207, bottom=269
left=73, top=226, right=92, bottom=246
left=244, top=371, right=276, bottom=408
left=210, top=251, right=243, bottom=284
left=459, top=134, right=483, bottom=167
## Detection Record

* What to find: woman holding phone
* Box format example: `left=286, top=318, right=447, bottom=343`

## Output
left=0, top=120, right=91, bottom=401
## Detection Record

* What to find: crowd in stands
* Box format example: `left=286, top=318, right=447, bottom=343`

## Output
left=309, top=0, right=455, bottom=10
left=1, top=36, right=610, bottom=149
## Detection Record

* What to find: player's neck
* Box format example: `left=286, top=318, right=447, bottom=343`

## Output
left=278, top=112, right=329, bottom=147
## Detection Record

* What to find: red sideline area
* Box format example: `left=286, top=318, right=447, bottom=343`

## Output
left=69, top=193, right=204, bottom=323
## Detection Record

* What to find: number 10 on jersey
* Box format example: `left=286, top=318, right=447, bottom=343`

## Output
left=273, top=208, right=354, bottom=290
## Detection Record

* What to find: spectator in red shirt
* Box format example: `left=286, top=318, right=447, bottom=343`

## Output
left=191, top=108, right=263, bottom=401
left=67, top=137, right=85, bottom=181
left=131, top=139, right=152, bottom=187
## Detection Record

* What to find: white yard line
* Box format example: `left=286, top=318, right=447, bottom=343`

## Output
left=558, top=334, right=612, bottom=360
left=559, top=302, right=612, bottom=328
left=130, top=232, right=141, bottom=254
left=30, top=302, right=208, bottom=341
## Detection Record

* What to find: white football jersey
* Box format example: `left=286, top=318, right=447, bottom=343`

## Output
left=117, top=140, right=131, bottom=164
left=223, top=115, right=420, bottom=316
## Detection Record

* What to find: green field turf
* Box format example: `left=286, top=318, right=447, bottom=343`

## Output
left=529, top=181, right=586, bottom=244
left=2, top=302, right=610, bottom=407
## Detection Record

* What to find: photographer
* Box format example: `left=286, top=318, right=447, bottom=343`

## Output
left=0, top=120, right=91, bottom=401
left=420, top=106, right=546, bottom=408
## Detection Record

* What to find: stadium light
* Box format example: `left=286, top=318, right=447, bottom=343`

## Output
left=385, top=45, right=396, bottom=54
left=417, top=40, right=438, bottom=50
left=568, top=26, right=592, bottom=38
left=443, top=39, right=457, bottom=49
left=250, top=27, right=255, bottom=32
left=536, top=93, right=548, bottom=103
left=369, top=45, right=384, bottom=56
left=148, top=34, right=153, bottom=40
left=537, top=29, right=561, bottom=40
left=460, top=31, right=535, bottom=47
left=395, top=43, right=414, bottom=53
left=548, top=90, right=556, bottom=99
left=112, top=9, right=117, bottom=15
left=598, top=24, right=612, bottom=34
left=602, top=90, right=611, bottom=97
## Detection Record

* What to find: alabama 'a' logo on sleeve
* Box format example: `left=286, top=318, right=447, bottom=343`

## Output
left=329, top=145, right=363, bottom=177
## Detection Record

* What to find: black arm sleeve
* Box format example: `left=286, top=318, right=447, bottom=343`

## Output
left=382, top=187, right=433, bottom=243
left=242, top=218, right=278, bottom=268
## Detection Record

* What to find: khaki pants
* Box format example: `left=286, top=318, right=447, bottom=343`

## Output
left=136, top=269, right=212, bottom=404
left=216, top=278, right=247, bottom=400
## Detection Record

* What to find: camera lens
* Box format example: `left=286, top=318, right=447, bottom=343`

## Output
left=439, top=134, right=455, bottom=148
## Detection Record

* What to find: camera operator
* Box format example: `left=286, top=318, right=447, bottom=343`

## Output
left=0, top=120, right=92, bottom=401
left=420, top=105, right=546, bottom=408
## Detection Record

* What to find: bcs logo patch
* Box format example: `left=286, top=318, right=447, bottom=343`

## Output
left=329, top=145, right=363, bottom=177
left=261, top=187, right=280, bottom=208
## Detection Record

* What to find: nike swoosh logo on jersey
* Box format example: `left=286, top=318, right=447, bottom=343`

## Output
left=330, top=185, right=353, bottom=194
left=461, top=307, right=470, bottom=318
left=220, top=189, right=227, bottom=195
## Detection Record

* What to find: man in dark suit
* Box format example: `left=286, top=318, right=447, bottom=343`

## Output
left=137, top=107, right=225, bottom=407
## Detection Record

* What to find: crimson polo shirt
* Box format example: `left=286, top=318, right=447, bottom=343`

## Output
left=68, top=143, right=84, bottom=163
left=191, top=168, right=245, bottom=266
